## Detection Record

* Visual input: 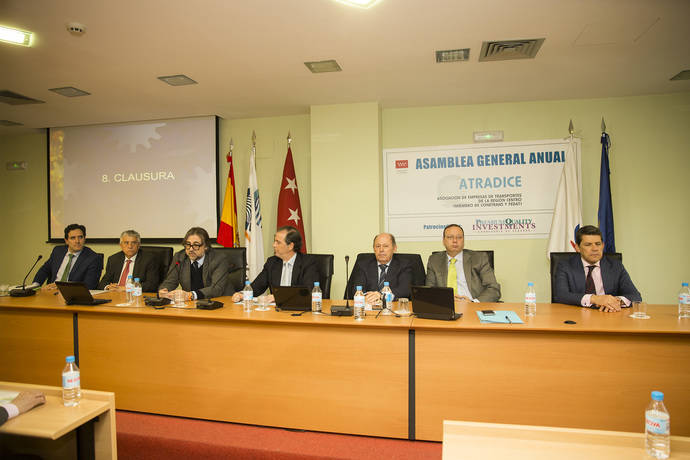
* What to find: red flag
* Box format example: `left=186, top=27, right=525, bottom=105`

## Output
left=217, top=148, right=240, bottom=247
left=277, top=146, right=306, bottom=253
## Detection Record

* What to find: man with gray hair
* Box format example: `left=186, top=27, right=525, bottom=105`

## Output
left=98, top=230, right=161, bottom=292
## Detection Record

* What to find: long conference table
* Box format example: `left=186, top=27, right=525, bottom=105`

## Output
left=1, top=291, right=689, bottom=442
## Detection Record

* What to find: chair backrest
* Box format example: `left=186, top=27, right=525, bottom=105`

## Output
left=432, top=250, right=494, bottom=271
left=309, top=253, right=334, bottom=299
left=549, top=252, right=622, bottom=302
left=212, top=247, right=247, bottom=294
left=140, top=246, right=173, bottom=285
left=344, top=252, right=426, bottom=298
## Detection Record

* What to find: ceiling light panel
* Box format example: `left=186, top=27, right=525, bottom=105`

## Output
left=0, top=25, right=33, bottom=46
left=157, top=74, right=198, bottom=86
left=304, top=60, right=342, bottom=73
left=670, top=70, right=690, bottom=81
left=49, top=86, right=91, bottom=97
left=334, top=0, right=380, bottom=8
left=436, top=49, right=470, bottom=63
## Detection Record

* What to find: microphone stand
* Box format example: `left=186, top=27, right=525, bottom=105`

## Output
left=10, top=255, right=43, bottom=297
left=344, top=255, right=351, bottom=312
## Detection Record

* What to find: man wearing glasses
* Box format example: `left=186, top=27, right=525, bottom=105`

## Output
left=158, top=227, right=229, bottom=301
left=98, top=230, right=161, bottom=292
left=425, top=224, right=501, bottom=302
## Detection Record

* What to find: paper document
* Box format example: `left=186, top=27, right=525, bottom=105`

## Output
left=476, top=310, right=524, bottom=324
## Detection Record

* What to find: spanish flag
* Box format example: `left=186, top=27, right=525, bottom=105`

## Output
left=217, top=145, right=239, bottom=247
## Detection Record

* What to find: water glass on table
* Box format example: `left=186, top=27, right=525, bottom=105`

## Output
left=630, top=301, right=649, bottom=319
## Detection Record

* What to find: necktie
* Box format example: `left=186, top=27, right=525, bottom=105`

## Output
left=378, top=264, right=388, bottom=290
left=60, top=254, right=75, bottom=282
left=585, top=265, right=596, bottom=294
left=281, top=263, right=290, bottom=286
left=447, top=258, right=458, bottom=294
left=118, top=259, right=132, bottom=286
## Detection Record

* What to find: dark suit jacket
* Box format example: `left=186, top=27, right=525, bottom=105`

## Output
left=250, top=253, right=319, bottom=295
left=98, top=249, right=161, bottom=292
left=33, top=245, right=103, bottom=290
left=347, top=253, right=412, bottom=300
left=159, top=249, right=229, bottom=299
left=553, top=254, right=642, bottom=306
left=425, top=249, right=501, bottom=302
left=0, top=406, right=8, bottom=426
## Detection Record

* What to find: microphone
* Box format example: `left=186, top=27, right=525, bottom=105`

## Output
left=344, top=255, right=351, bottom=309
left=331, top=255, right=353, bottom=316
left=10, top=255, right=43, bottom=297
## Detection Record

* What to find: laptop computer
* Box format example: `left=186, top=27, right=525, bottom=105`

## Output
left=410, top=285, right=462, bottom=320
left=273, top=286, right=311, bottom=311
left=55, top=281, right=112, bottom=306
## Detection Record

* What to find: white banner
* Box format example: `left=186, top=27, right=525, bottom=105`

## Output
left=383, top=139, right=581, bottom=241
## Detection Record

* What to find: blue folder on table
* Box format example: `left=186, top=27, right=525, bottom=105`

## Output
left=476, top=310, right=524, bottom=324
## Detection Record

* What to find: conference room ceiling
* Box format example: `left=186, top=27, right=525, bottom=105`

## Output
left=1, top=0, right=689, bottom=133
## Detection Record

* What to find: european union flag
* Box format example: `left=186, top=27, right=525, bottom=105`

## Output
left=598, top=133, right=615, bottom=252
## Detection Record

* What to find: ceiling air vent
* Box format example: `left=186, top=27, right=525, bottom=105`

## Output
left=0, top=90, right=45, bottom=105
left=479, top=38, right=545, bottom=62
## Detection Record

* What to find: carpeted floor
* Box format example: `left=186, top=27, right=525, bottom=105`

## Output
left=116, top=411, right=442, bottom=460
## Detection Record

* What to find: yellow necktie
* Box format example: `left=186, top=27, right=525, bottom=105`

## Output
left=447, top=258, right=458, bottom=294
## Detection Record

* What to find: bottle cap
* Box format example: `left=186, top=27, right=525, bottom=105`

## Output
left=314, top=282, right=320, bottom=286
left=66, top=355, right=75, bottom=363
left=651, top=390, right=664, bottom=401
left=683, top=282, right=689, bottom=287
left=384, top=282, right=390, bottom=286
left=245, top=280, right=251, bottom=285
left=134, top=278, right=140, bottom=282
left=528, top=282, right=534, bottom=286
left=356, top=285, right=362, bottom=291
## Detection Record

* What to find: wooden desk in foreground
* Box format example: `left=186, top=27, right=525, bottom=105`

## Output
left=1, top=293, right=689, bottom=442
left=0, top=381, right=116, bottom=460
left=442, top=420, right=690, bottom=459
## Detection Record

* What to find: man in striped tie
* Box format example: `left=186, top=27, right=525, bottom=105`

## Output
left=98, top=230, right=161, bottom=292
left=425, top=224, right=501, bottom=303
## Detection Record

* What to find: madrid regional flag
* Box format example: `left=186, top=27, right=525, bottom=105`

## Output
left=547, top=136, right=583, bottom=258
left=217, top=145, right=239, bottom=247
left=276, top=145, right=306, bottom=253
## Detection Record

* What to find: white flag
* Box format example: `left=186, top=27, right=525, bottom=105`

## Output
left=547, top=137, right=583, bottom=258
left=244, top=151, right=264, bottom=280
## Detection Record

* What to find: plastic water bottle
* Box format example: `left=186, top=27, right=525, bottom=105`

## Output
left=645, top=390, right=670, bottom=459
left=62, top=355, right=81, bottom=407
left=125, top=275, right=134, bottom=304
left=381, top=282, right=394, bottom=315
left=311, top=282, right=322, bottom=313
left=242, top=281, right=253, bottom=312
left=133, top=277, right=143, bottom=306
left=524, top=282, right=536, bottom=316
left=678, top=282, right=690, bottom=319
left=353, top=285, right=365, bottom=321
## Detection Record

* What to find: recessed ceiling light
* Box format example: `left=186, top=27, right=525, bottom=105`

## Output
left=0, top=25, right=33, bottom=46
left=435, top=49, right=470, bottom=63
left=670, top=70, right=690, bottom=81
left=157, top=74, right=198, bottom=86
left=49, top=86, right=91, bottom=97
left=304, top=60, right=342, bottom=73
left=334, top=0, right=380, bottom=8
left=0, top=90, right=44, bottom=105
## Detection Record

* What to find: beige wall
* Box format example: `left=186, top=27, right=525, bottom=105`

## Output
left=2, top=92, right=688, bottom=303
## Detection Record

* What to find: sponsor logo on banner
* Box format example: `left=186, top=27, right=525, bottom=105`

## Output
left=395, top=160, right=408, bottom=169
left=471, top=217, right=537, bottom=234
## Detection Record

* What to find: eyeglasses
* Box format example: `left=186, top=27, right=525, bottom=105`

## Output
left=184, top=242, right=203, bottom=249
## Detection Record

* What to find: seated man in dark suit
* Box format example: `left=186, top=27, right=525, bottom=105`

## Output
left=98, top=230, right=161, bottom=292
left=159, top=227, right=229, bottom=301
left=231, top=226, right=318, bottom=303
left=33, top=223, right=103, bottom=290
left=425, top=224, right=500, bottom=302
left=347, top=232, right=412, bottom=305
left=554, top=225, right=641, bottom=312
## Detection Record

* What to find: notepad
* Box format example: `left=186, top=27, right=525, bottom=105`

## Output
left=476, top=310, right=524, bottom=324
